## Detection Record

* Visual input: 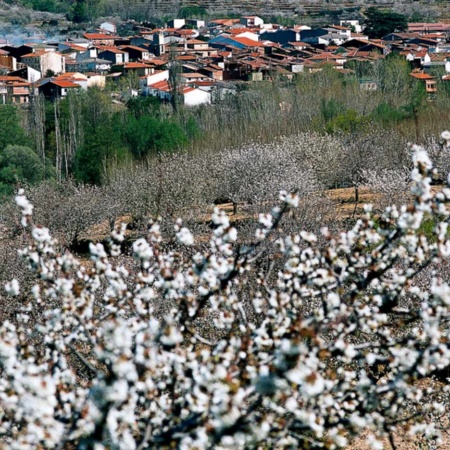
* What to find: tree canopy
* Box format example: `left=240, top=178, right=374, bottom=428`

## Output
left=364, top=7, right=408, bottom=39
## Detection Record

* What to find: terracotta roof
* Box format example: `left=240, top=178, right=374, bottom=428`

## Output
left=50, top=80, right=81, bottom=88
left=56, top=72, right=85, bottom=78
left=288, top=41, right=308, bottom=47
left=148, top=59, right=166, bottom=66
left=173, top=29, right=196, bottom=36
left=230, top=37, right=263, bottom=47
left=228, top=27, right=255, bottom=35
left=21, top=50, right=47, bottom=58
left=118, top=45, right=148, bottom=52
left=124, top=62, right=152, bottom=68
left=98, top=47, right=126, bottom=54
left=180, top=72, right=210, bottom=78
left=84, top=33, right=118, bottom=40
left=191, top=80, right=216, bottom=86
left=176, top=55, right=197, bottom=61
left=62, top=42, right=86, bottom=51
left=410, top=72, right=435, bottom=80
left=0, top=76, right=28, bottom=82
left=187, top=39, right=207, bottom=45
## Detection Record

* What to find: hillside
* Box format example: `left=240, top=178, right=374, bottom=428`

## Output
left=181, top=0, right=450, bottom=18
left=1, top=0, right=450, bottom=21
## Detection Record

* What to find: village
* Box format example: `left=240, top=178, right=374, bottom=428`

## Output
left=0, top=15, right=449, bottom=105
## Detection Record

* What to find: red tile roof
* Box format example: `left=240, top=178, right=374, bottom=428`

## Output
left=84, top=33, right=118, bottom=40
left=51, top=80, right=81, bottom=88
left=124, top=62, right=152, bottom=68
left=230, top=37, right=263, bottom=47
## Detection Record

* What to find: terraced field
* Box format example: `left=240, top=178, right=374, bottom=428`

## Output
left=178, top=0, right=450, bottom=17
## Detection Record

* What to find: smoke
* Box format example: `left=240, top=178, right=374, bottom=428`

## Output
left=0, top=23, right=69, bottom=46
left=0, top=1, right=66, bottom=46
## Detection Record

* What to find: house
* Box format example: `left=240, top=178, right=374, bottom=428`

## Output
left=167, top=19, right=186, bottom=29
left=180, top=72, right=212, bottom=83
left=146, top=80, right=211, bottom=105
left=37, top=78, right=81, bottom=99
left=54, top=72, right=89, bottom=90
left=69, top=58, right=111, bottom=74
left=186, top=19, right=206, bottom=29
left=200, top=64, right=224, bottom=81
left=260, top=29, right=300, bottom=47
left=0, top=50, right=17, bottom=71
left=66, top=38, right=91, bottom=49
left=8, top=66, right=41, bottom=83
left=58, top=42, right=89, bottom=54
left=424, top=53, right=450, bottom=74
left=122, top=62, right=154, bottom=76
left=100, top=22, right=117, bottom=34
left=84, top=33, right=118, bottom=46
left=0, top=76, right=30, bottom=104
left=140, top=70, right=170, bottom=94
left=341, top=38, right=371, bottom=49
left=298, top=28, right=330, bottom=44
left=382, top=32, right=419, bottom=42
left=98, top=47, right=129, bottom=65
left=118, top=45, right=150, bottom=61
left=240, top=16, right=264, bottom=28
left=0, top=44, right=34, bottom=60
left=408, top=22, right=450, bottom=34
left=21, top=50, right=65, bottom=76
left=209, top=35, right=263, bottom=51
left=410, top=72, right=437, bottom=93
left=326, top=25, right=352, bottom=40
left=208, top=19, right=240, bottom=28
left=288, top=60, right=305, bottom=73
left=359, top=79, right=378, bottom=91
left=186, top=39, right=209, bottom=51
left=340, top=20, right=362, bottom=33
left=76, top=47, right=98, bottom=61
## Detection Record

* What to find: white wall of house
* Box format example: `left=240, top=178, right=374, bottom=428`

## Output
left=87, top=75, right=106, bottom=88
left=240, top=16, right=264, bottom=27
left=77, top=48, right=98, bottom=61
left=26, top=52, right=65, bottom=75
left=28, top=67, right=41, bottom=83
left=290, top=64, right=304, bottom=73
left=170, top=19, right=186, bottom=29
left=146, top=70, right=169, bottom=86
left=72, top=79, right=88, bottom=90
left=140, top=71, right=169, bottom=92
left=100, top=22, right=116, bottom=34
left=340, top=20, right=362, bottom=33
left=184, top=88, right=210, bottom=106
left=44, top=52, right=65, bottom=74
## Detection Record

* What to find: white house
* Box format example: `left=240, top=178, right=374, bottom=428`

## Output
left=100, top=22, right=117, bottom=34
left=167, top=19, right=186, bottom=29
left=186, top=19, right=206, bottom=28
left=240, top=16, right=264, bottom=28
left=139, top=69, right=169, bottom=93
left=76, top=47, right=98, bottom=61
left=184, top=87, right=210, bottom=106
left=340, top=20, right=362, bottom=33
left=21, top=50, right=65, bottom=75
left=146, top=80, right=210, bottom=105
